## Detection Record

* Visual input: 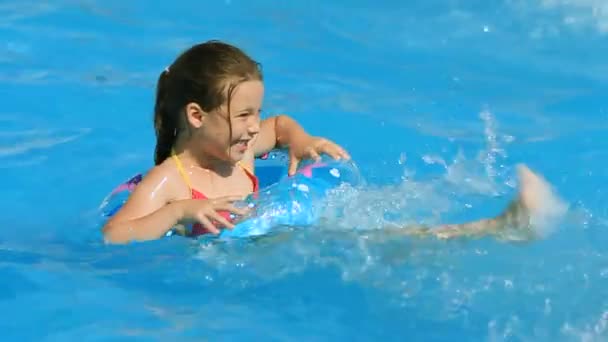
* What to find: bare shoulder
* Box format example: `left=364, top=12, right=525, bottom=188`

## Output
left=107, top=160, right=189, bottom=223
left=142, top=159, right=191, bottom=201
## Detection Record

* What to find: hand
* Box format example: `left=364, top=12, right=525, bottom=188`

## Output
left=288, top=134, right=351, bottom=175
left=180, top=196, right=250, bottom=234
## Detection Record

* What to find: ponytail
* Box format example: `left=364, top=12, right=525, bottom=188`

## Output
left=153, top=70, right=178, bottom=165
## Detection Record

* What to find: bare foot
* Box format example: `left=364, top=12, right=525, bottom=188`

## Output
left=428, top=164, right=568, bottom=241
left=382, top=164, right=568, bottom=242
left=514, top=164, right=568, bottom=238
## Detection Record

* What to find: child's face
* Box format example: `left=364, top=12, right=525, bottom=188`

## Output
left=201, top=80, right=263, bottom=162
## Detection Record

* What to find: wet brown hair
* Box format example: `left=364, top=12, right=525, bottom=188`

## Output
left=153, top=40, right=263, bottom=165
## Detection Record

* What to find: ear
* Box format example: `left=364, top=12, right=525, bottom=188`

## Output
left=185, top=102, right=206, bottom=128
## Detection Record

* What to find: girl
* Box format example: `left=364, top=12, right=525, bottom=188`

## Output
left=102, top=40, right=350, bottom=243
left=103, top=40, right=566, bottom=244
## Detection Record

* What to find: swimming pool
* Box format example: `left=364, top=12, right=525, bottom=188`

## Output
left=1, top=0, right=607, bottom=340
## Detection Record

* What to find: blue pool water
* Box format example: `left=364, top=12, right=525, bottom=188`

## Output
left=2, top=0, right=608, bottom=340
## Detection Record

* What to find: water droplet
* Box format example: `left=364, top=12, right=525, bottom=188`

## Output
left=398, top=153, right=407, bottom=165
left=297, top=184, right=309, bottom=192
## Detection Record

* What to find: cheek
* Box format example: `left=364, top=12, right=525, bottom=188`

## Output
left=200, top=125, right=229, bottom=148
left=208, top=116, right=230, bottom=136
left=214, top=128, right=232, bottom=145
left=231, top=120, right=246, bottom=134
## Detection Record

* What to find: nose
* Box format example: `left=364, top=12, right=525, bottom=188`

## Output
left=248, top=117, right=260, bottom=136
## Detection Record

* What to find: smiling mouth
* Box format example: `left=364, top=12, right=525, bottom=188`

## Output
left=234, top=139, right=250, bottom=150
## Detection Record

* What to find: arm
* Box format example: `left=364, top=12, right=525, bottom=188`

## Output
left=101, top=167, right=184, bottom=244
left=253, top=114, right=350, bottom=175
left=102, top=167, right=246, bottom=244
left=253, top=114, right=308, bottom=156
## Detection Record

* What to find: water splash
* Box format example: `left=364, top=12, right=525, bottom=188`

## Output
left=32, top=104, right=591, bottom=342
left=192, top=109, right=568, bottom=274
left=539, top=0, right=608, bottom=33
left=478, top=109, right=515, bottom=190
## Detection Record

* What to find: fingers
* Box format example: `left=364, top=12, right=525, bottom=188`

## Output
left=195, top=214, right=220, bottom=235
left=288, top=140, right=351, bottom=175
left=309, top=148, right=321, bottom=162
left=288, top=155, right=300, bottom=176
left=320, top=144, right=350, bottom=161
left=191, top=196, right=251, bottom=234
left=195, top=209, right=236, bottom=235
left=315, top=139, right=350, bottom=161
left=335, top=145, right=351, bottom=160
left=213, top=202, right=250, bottom=216
left=207, top=210, right=235, bottom=230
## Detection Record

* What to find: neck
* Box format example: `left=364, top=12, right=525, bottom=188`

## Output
left=173, top=141, right=235, bottom=177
